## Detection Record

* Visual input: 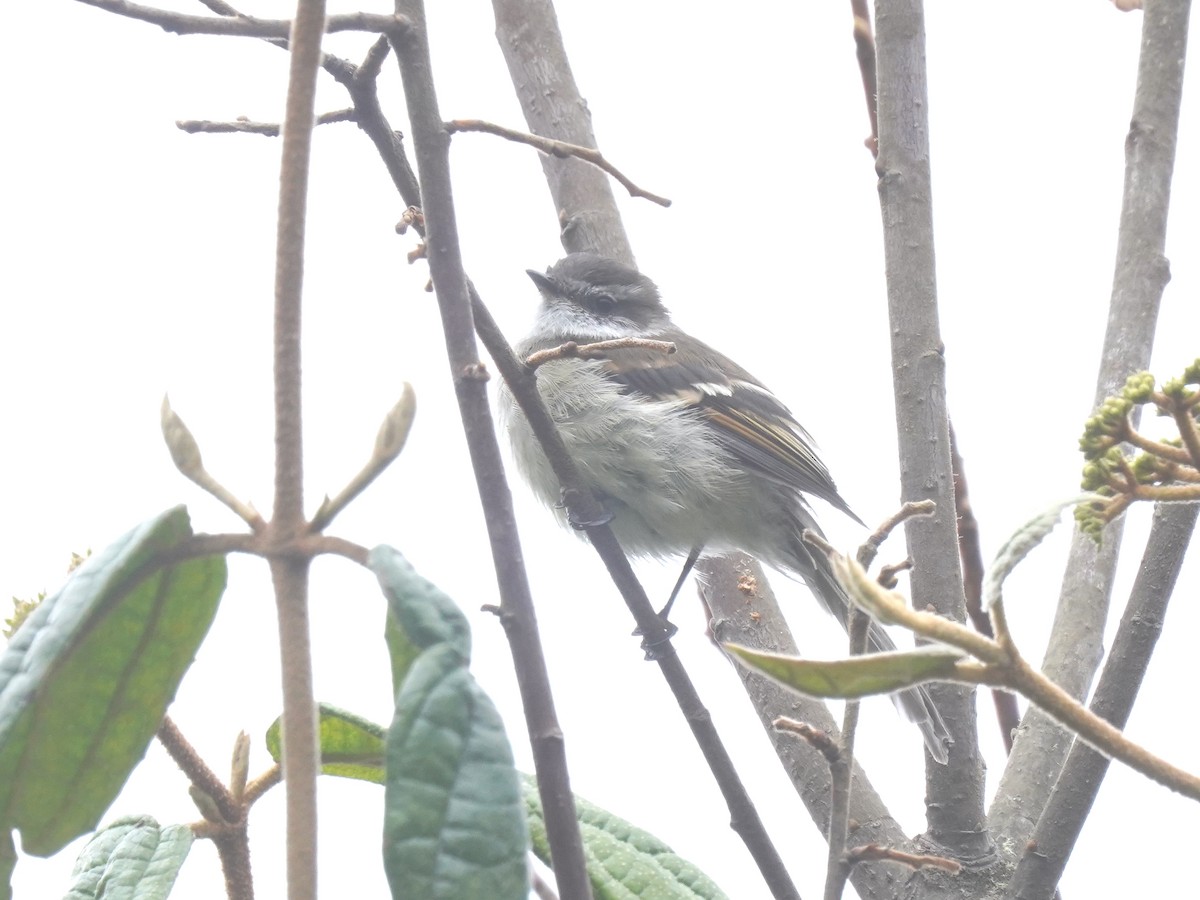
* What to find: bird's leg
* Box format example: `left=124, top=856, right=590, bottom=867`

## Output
left=630, top=546, right=703, bottom=659
left=659, top=545, right=702, bottom=621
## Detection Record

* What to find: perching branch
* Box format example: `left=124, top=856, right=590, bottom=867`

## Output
left=386, top=5, right=593, bottom=896
left=470, top=287, right=801, bottom=900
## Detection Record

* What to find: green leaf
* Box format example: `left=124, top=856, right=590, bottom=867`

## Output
left=0, top=831, right=13, bottom=900
left=65, top=815, right=193, bottom=900
left=372, top=548, right=527, bottom=900
left=266, top=703, right=386, bottom=784
left=384, top=611, right=422, bottom=698
left=0, top=507, right=226, bottom=856
left=523, top=777, right=727, bottom=900
left=726, top=644, right=963, bottom=699
left=370, top=546, right=470, bottom=658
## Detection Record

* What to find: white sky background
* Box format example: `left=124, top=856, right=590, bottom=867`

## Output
left=3, top=1, right=1198, bottom=898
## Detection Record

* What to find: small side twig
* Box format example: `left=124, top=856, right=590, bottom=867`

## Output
left=523, top=338, right=676, bottom=369
left=158, top=717, right=241, bottom=825
left=157, top=718, right=257, bottom=900
left=857, top=499, right=934, bottom=568
left=773, top=716, right=840, bottom=765
left=845, top=843, right=962, bottom=873
left=176, top=108, right=356, bottom=136
left=951, top=424, right=1021, bottom=753
left=824, top=607, right=871, bottom=900
left=444, top=118, right=672, bottom=207
left=244, top=762, right=283, bottom=806
left=848, top=0, right=879, bottom=156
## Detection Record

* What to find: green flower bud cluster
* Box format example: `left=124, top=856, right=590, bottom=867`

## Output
left=1075, top=361, right=1200, bottom=543
left=1078, top=372, right=1151, bottom=459
left=1074, top=502, right=1108, bottom=541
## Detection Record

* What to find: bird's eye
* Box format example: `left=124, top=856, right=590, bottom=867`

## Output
left=589, top=292, right=617, bottom=313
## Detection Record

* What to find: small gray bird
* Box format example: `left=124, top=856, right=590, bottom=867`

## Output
left=500, top=252, right=951, bottom=763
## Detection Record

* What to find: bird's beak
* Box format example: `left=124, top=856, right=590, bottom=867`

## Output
left=526, top=268, right=556, bottom=294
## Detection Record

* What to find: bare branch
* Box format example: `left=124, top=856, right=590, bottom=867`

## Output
left=176, top=109, right=355, bottom=136
left=856, top=499, right=934, bottom=568
left=445, top=118, right=672, bottom=207
left=76, top=0, right=407, bottom=38
left=875, top=0, right=989, bottom=858
left=265, top=0, right=329, bottom=893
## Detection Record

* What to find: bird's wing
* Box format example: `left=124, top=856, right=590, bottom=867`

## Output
left=598, top=340, right=861, bottom=522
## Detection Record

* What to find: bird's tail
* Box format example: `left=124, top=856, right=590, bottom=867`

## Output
left=786, top=526, right=953, bottom=764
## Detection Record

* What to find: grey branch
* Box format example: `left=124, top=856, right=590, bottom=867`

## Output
left=76, top=0, right=408, bottom=38
left=176, top=109, right=355, bottom=136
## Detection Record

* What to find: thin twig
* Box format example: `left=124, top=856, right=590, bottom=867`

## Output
left=845, top=843, right=962, bottom=873
left=75, top=0, right=406, bottom=38
left=158, top=717, right=241, bottom=825
left=157, top=718, right=254, bottom=900
left=951, top=425, right=1020, bottom=753
left=445, top=118, right=672, bottom=207
left=857, top=499, right=934, bottom=568
left=523, top=337, right=676, bottom=369
left=848, top=0, right=878, bottom=156
left=824, top=609, right=871, bottom=900
left=774, top=717, right=840, bottom=764
left=176, top=109, right=355, bottom=135
left=244, top=763, right=284, bottom=806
